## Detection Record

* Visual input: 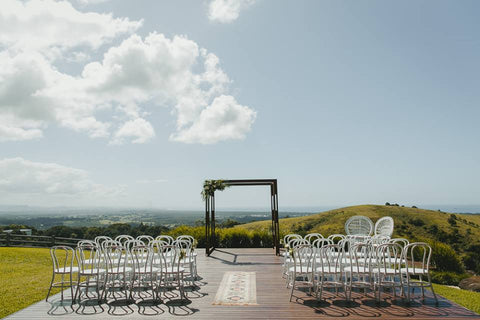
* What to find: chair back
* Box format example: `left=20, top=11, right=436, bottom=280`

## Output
left=288, top=238, right=309, bottom=248
left=176, top=235, right=195, bottom=245
left=375, top=242, right=402, bottom=275
left=50, top=245, right=75, bottom=273
left=316, top=244, right=344, bottom=276
left=76, top=242, right=102, bottom=274
left=103, top=240, right=128, bottom=273
left=403, top=242, right=432, bottom=275
left=304, top=233, right=323, bottom=244
left=292, top=244, right=314, bottom=273
left=136, top=235, right=154, bottom=246
left=155, top=235, right=174, bottom=245
left=94, top=236, right=112, bottom=250
left=348, top=243, right=374, bottom=275
left=115, top=235, right=134, bottom=245
left=130, top=244, right=154, bottom=273
left=327, top=234, right=346, bottom=243
left=283, top=234, right=302, bottom=247
left=375, top=216, right=394, bottom=237
left=345, top=215, right=373, bottom=236
left=157, top=245, right=182, bottom=273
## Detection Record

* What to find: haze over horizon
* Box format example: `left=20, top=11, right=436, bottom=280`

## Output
left=1, top=1, right=479, bottom=210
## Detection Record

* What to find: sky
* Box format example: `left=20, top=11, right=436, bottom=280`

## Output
left=0, top=0, right=479, bottom=210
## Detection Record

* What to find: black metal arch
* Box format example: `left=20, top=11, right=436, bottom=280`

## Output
left=205, top=179, right=280, bottom=256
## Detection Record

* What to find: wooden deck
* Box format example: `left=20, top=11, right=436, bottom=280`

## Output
left=7, top=248, right=479, bottom=319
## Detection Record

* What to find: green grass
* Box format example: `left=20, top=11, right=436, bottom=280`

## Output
left=433, top=284, right=480, bottom=314
left=0, top=247, right=64, bottom=318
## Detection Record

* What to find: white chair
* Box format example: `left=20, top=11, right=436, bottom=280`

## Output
left=155, top=244, right=186, bottom=301
left=373, top=243, right=404, bottom=302
left=129, top=244, right=158, bottom=301
left=282, top=234, right=303, bottom=277
left=374, top=216, right=394, bottom=238
left=345, top=216, right=374, bottom=236
left=314, top=244, right=347, bottom=301
left=288, top=244, right=314, bottom=302
left=174, top=239, right=197, bottom=283
left=75, top=242, right=105, bottom=302
left=401, top=242, right=438, bottom=304
left=344, top=243, right=374, bottom=301
left=103, top=240, right=132, bottom=301
left=46, top=246, right=78, bottom=302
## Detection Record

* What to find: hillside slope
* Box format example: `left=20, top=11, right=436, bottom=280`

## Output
left=238, top=205, right=480, bottom=251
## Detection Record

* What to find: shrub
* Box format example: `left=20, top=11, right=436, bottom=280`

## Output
left=429, top=241, right=465, bottom=273
left=431, top=271, right=470, bottom=285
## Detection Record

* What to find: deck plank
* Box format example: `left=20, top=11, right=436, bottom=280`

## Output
left=6, top=248, right=480, bottom=319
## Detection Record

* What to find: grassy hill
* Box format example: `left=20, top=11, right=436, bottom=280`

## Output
left=239, top=204, right=480, bottom=246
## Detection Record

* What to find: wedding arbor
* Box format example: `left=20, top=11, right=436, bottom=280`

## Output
left=203, top=179, right=280, bottom=256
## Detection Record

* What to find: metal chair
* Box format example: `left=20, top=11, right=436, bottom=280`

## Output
left=304, top=233, right=323, bottom=244
left=46, top=246, right=78, bottom=302
left=288, top=244, right=314, bottom=302
left=344, top=243, right=375, bottom=301
left=155, top=244, right=186, bottom=301
left=75, top=242, right=105, bottom=302
left=373, top=243, right=404, bottom=302
left=103, top=240, right=132, bottom=301
left=401, top=242, right=438, bottom=304
left=129, top=244, right=158, bottom=301
left=314, top=244, right=348, bottom=301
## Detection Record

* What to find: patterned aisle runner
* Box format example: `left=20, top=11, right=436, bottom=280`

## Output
left=212, top=271, right=257, bottom=305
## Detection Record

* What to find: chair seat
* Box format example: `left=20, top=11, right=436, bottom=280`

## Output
left=373, top=267, right=400, bottom=275
left=401, top=267, right=428, bottom=275
left=132, top=267, right=160, bottom=273
left=79, top=268, right=106, bottom=275
left=344, top=266, right=371, bottom=273
left=160, top=267, right=185, bottom=273
left=289, top=266, right=313, bottom=273
left=106, top=267, right=132, bottom=274
left=315, top=266, right=342, bottom=273
left=55, top=267, right=79, bottom=273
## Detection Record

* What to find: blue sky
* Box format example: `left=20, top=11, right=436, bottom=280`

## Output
left=0, top=0, right=479, bottom=210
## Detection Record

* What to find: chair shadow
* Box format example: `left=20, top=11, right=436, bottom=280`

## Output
left=46, top=298, right=75, bottom=316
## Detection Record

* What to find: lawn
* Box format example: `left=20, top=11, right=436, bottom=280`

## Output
left=433, top=284, right=480, bottom=314
left=0, top=247, right=64, bottom=318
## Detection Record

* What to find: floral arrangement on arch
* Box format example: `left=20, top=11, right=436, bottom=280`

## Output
left=201, top=179, right=229, bottom=201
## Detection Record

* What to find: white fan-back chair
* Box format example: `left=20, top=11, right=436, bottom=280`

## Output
left=304, top=233, right=323, bottom=244
left=374, top=216, right=394, bottom=238
left=345, top=215, right=374, bottom=236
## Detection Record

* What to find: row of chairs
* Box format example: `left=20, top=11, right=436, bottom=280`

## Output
left=46, top=234, right=198, bottom=304
left=283, top=233, right=438, bottom=304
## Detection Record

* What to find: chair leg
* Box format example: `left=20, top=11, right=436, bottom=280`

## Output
left=420, top=275, right=425, bottom=299
left=428, top=274, right=438, bottom=304
left=46, top=272, right=55, bottom=302
left=289, top=275, right=295, bottom=302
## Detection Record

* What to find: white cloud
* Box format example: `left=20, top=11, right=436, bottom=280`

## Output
left=208, top=0, right=256, bottom=23
left=76, top=0, right=111, bottom=5
left=0, top=1, right=256, bottom=145
left=0, top=157, right=124, bottom=197
left=112, top=118, right=155, bottom=144
left=171, top=95, right=256, bottom=144
left=0, top=0, right=142, bottom=54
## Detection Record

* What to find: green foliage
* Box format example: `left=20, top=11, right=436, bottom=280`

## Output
left=201, top=179, right=228, bottom=201
left=463, top=244, right=480, bottom=274
left=431, top=271, right=470, bottom=285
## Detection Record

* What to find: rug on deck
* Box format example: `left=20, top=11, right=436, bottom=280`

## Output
left=212, top=271, right=257, bottom=306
